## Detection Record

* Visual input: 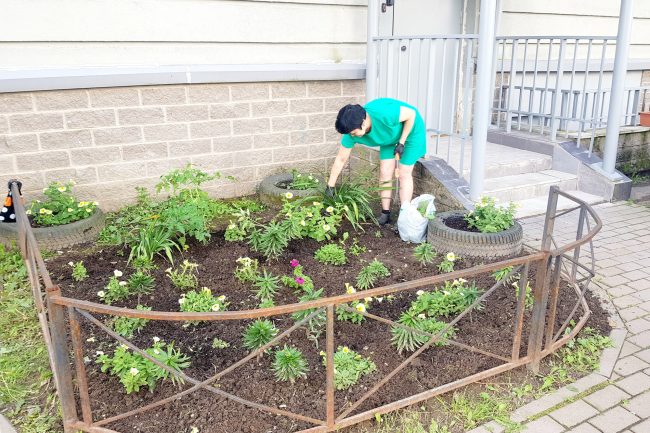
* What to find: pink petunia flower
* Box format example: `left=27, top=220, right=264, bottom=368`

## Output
left=290, top=259, right=300, bottom=268
left=295, top=277, right=305, bottom=285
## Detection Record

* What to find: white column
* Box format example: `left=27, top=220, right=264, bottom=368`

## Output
left=469, top=0, right=498, bottom=201
left=365, top=0, right=379, bottom=101
left=602, top=0, right=634, bottom=174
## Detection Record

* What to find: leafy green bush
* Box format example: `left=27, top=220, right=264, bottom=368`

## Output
left=97, top=340, right=190, bottom=394
left=179, top=288, right=228, bottom=314
left=391, top=312, right=456, bottom=354
left=279, top=199, right=343, bottom=242
left=438, top=252, right=457, bottom=273
left=234, top=257, right=260, bottom=282
left=291, top=287, right=327, bottom=342
left=112, top=305, right=151, bottom=338
left=288, top=170, right=320, bottom=190
left=272, top=346, right=309, bottom=383
left=27, top=181, right=98, bottom=226
left=98, top=270, right=130, bottom=304
left=165, top=260, right=199, bottom=290
left=410, top=279, right=482, bottom=318
left=69, top=260, right=88, bottom=282
left=464, top=197, right=517, bottom=233
left=314, top=243, right=347, bottom=266
left=243, top=319, right=279, bottom=351
left=356, top=259, right=390, bottom=290
left=413, top=243, right=436, bottom=266
left=320, top=173, right=379, bottom=230
left=253, top=270, right=280, bottom=302
left=256, top=221, right=291, bottom=260
left=127, top=271, right=155, bottom=295
left=321, top=346, right=376, bottom=390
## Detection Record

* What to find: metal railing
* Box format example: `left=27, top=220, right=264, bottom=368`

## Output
left=12, top=181, right=602, bottom=433
left=369, top=35, right=477, bottom=177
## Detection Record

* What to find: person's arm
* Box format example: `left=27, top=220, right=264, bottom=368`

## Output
left=327, top=145, right=353, bottom=187
left=397, top=106, right=416, bottom=145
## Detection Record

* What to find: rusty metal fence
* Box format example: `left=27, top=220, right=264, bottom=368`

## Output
left=10, top=182, right=602, bottom=433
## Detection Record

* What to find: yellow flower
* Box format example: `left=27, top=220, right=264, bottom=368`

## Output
left=129, top=367, right=139, bottom=376
left=355, top=303, right=366, bottom=313
left=39, top=208, right=48, bottom=214
left=218, top=295, right=226, bottom=301
left=342, top=347, right=350, bottom=353
left=25, top=209, right=32, bottom=215
left=57, top=186, right=66, bottom=192
left=67, top=208, right=74, bottom=212
left=86, top=208, right=93, bottom=213
left=345, top=283, right=356, bottom=294
left=45, top=209, right=53, bottom=215
left=322, top=224, right=331, bottom=232
left=326, top=206, right=334, bottom=213
left=211, top=303, right=221, bottom=312
left=364, top=296, right=372, bottom=303
left=312, top=201, right=320, bottom=206
left=319, top=350, right=326, bottom=357
left=77, top=202, right=84, bottom=208
left=446, top=252, right=456, bottom=262
left=300, top=220, right=306, bottom=226
left=285, top=192, right=294, bottom=199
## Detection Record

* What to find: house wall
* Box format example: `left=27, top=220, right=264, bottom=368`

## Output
left=0, top=80, right=365, bottom=210
left=0, top=0, right=367, bottom=68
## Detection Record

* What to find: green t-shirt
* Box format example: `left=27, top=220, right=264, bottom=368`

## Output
left=341, top=98, right=425, bottom=149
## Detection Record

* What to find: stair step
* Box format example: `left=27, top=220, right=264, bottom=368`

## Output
left=483, top=170, right=578, bottom=202
left=513, top=190, right=605, bottom=219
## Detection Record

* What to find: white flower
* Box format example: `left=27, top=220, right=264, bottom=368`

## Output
left=355, top=303, right=366, bottom=313
left=217, top=295, right=226, bottom=301
left=153, top=337, right=160, bottom=343
left=446, top=252, right=456, bottom=262
left=86, top=208, right=92, bottom=213
left=285, top=192, right=294, bottom=199
left=364, top=296, right=372, bottom=303
left=307, top=175, right=313, bottom=180
left=418, top=314, right=426, bottom=319
left=68, top=261, right=74, bottom=266
left=57, top=186, right=66, bottom=192
left=165, top=267, right=172, bottom=273
left=322, top=224, right=331, bottom=231
left=153, top=349, right=160, bottom=355
left=376, top=297, right=384, bottom=303
left=315, top=179, right=319, bottom=183
left=96, top=351, right=104, bottom=356
left=25, top=209, right=32, bottom=215
left=307, top=212, right=313, bottom=217
left=114, top=270, right=123, bottom=277
left=228, top=223, right=236, bottom=230
left=416, top=290, right=425, bottom=296
left=178, top=298, right=185, bottom=305
left=300, top=220, right=306, bottom=226
left=97, top=291, right=105, bottom=298
left=211, top=303, right=221, bottom=312
left=458, top=278, right=467, bottom=283
left=326, top=206, right=334, bottom=213
left=296, top=173, right=302, bottom=178
left=129, top=367, right=139, bottom=376
left=118, top=281, right=127, bottom=286
left=312, top=201, right=320, bottom=206
left=443, top=290, right=450, bottom=296
left=86, top=337, right=96, bottom=343
left=67, top=208, right=74, bottom=212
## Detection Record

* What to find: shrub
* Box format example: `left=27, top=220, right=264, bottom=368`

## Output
left=291, top=287, right=327, bottom=342
left=321, top=346, right=376, bottom=390
left=112, top=305, right=151, bottom=338
left=253, top=270, right=280, bottom=302
left=28, top=181, right=98, bottom=226
left=320, top=173, right=379, bottom=230
left=234, top=257, right=259, bottom=282
left=272, top=346, right=309, bottom=383
left=282, top=263, right=314, bottom=293
left=98, top=270, right=130, bottom=305
left=69, top=261, right=88, bottom=282
left=413, top=243, right=436, bottom=266
left=356, top=259, right=390, bottom=290
left=437, top=252, right=457, bottom=273
left=97, top=340, right=190, bottom=394
left=410, top=279, right=482, bottom=318
left=127, top=271, right=155, bottom=295
left=279, top=199, right=343, bottom=242
left=165, top=260, right=199, bottom=290
left=289, top=170, right=320, bottom=190
left=243, top=319, right=279, bottom=351
left=391, top=312, right=456, bottom=354
left=464, top=196, right=517, bottom=233
left=178, top=288, right=228, bottom=315
left=314, top=243, right=347, bottom=266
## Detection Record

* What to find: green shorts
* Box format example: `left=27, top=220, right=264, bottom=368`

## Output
left=378, top=134, right=426, bottom=165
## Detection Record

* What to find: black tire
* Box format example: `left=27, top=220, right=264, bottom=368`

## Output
left=427, top=211, right=523, bottom=259
left=0, top=209, right=106, bottom=251
left=258, top=173, right=321, bottom=208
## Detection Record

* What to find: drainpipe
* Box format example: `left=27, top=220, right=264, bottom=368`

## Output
left=602, top=0, right=634, bottom=176
left=365, top=0, right=379, bottom=101
left=469, top=0, right=498, bottom=201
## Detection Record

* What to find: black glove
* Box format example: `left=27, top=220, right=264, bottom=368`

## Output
left=394, top=143, right=405, bottom=158
left=325, top=186, right=335, bottom=198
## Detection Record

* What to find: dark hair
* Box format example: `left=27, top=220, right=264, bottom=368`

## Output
left=335, top=104, right=366, bottom=134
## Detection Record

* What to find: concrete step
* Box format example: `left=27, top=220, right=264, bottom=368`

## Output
left=482, top=170, right=578, bottom=202
left=427, top=138, right=552, bottom=180
left=513, top=190, right=605, bottom=219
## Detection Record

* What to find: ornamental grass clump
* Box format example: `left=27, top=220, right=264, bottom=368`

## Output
left=165, top=260, right=199, bottom=290
left=272, top=345, right=309, bottom=383
left=96, top=339, right=190, bottom=394
left=464, top=196, right=517, bottom=233
left=112, top=305, right=151, bottom=338
left=314, top=243, right=347, bottom=266
left=127, top=271, right=155, bottom=295
left=390, top=312, right=456, bottom=354
left=413, top=242, right=436, bottom=266
left=320, top=346, right=376, bottom=390
left=356, top=259, right=390, bottom=290
left=243, top=319, right=279, bottom=351
left=291, top=287, right=327, bottom=342
left=27, top=181, right=98, bottom=226
left=253, top=270, right=280, bottom=303
left=319, top=173, right=379, bottom=230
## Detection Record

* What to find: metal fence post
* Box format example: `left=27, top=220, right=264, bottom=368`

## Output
left=365, top=0, right=380, bottom=101
left=550, top=39, right=566, bottom=141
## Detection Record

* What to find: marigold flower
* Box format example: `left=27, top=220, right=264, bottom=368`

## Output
left=97, top=291, right=105, bottom=298
left=446, top=252, right=456, bottom=262
left=285, top=192, right=294, bottom=199
left=326, top=206, right=334, bottom=213
left=114, top=270, right=123, bottom=277
left=355, top=303, right=366, bottom=313
left=129, top=367, right=139, bottom=376
left=290, top=259, right=300, bottom=268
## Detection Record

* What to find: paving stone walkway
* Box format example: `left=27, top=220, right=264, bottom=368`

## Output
left=474, top=201, right=650, bottom=433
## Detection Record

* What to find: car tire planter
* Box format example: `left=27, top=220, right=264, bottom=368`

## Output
left=0, top=209, right=106, bottom=250
left=258, top=173, right=320, bottom=208
left=427, top=211, right=523, bottom=259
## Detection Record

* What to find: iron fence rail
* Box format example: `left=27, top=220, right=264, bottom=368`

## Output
left=10, top=181, right=601, bottom=433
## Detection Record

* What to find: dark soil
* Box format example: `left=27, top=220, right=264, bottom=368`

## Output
left=442, top=214, right=481, bottom=233
left=46, top=222, right=611, bottom=433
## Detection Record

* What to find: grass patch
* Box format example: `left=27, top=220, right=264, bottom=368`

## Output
left=0, top=244, right=61, bottom=432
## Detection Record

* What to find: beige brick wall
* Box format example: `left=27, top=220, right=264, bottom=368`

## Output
left=0, top=80, right=365, bottom=210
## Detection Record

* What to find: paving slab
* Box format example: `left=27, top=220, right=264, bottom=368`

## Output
left=0, top=415, right=17, bottom=433
left=614, top=356, right=650, bottom=376
left=522, top=415, right=565, bottom=433
left=631, top=418, right=650, bottom=433
left=566, top=423, right=601, bottom=433
left=549, top=399, right=599, bottom=428
left=626, top=390, right=650, bottom=418
left=616, top=371, right=650, bottom=396
left=583, top=384, right=631, bottom=412
left=588, top=406, right=640, bottom=433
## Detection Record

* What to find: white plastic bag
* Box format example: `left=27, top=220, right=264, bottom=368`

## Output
left=397, top=194, right=436, bottom=243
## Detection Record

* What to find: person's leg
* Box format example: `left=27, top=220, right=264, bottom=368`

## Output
left=398, top=163, right=415, bottom=204
left=378, top=158, right=395, bottom=211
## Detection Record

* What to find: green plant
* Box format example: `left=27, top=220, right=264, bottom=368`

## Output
left=251, top=270, right=279, bottom=302
left=27, top=181, right=98, bottom=226
left=127, top=271, right=155, bottom=295
left=98, top=270, right=130, bottom=304
left=348, top=238, right=366, bottom=257
left=155, top=163, right=223, bottom=197
left=272, top=346, right=309, bottom=383
left=512, top=280, right=534, bottom=310
left=128, top=225, right=180, bottom=264
left=166, top=260, right=199, bottom=290
left=97, top=340, right=190, bottom=394
left=320, top=346, right=376, bottom=390
left=291, top=287, right=327, bottom=343
left=282, top=262, right=314, bottom=293
left=112, top=305, right=151, bottom=338
left=410, top=279, right=483, bottom=318
left=413, top=243, right=436, bottom=266
left=211, top=338, right=230, bottom=349
left=288, top=170, right=320, bottom=190
left=491, top=266, right=515, bottom=283
left=179, top=287, right=228, bottom=316
left=234, top=257, right=260, bottom=282
left=356, top=259, right=390, bottom=290
left=374, top=230, right=383, bottom=238
left=559, top=327, right=613, bottom=372
left=336, top=300, right=369, bottom=324
left=320, top=173, right=379, bottom=230
left=225, top=209, right=256, bottom=242
left=257, top=221, right=291, bottom=260
left=314, top=243, right=347, bottom=266
left=242, top=319, right=279, bottom=351
left=391, top=312, right=455, bottom=354
left=278, top=199, right=343, bottom=242
left=464, top=196, right=517, bottom=233
left=437, top=252, right=457, bottom=273
left=69, top=260, right=88, bottom=282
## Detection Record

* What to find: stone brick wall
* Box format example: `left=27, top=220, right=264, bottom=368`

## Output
left=0, top=80, right=364, bottom=210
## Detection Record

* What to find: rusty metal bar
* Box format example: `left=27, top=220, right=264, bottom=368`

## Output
left=553, top=281, right=591, bottom=343
left=544, top=256, right=563, bottom=350
left=68, top=307, right=93, bottom=425
left=571, top=207, right=587, bottom=281
left=326, top=305, right=335, bottom=428
left=511, top=262, right=530, bottom=361
left=550, top=204, right=583, bottom=220
left=526, top=255, right=552, bottom=374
